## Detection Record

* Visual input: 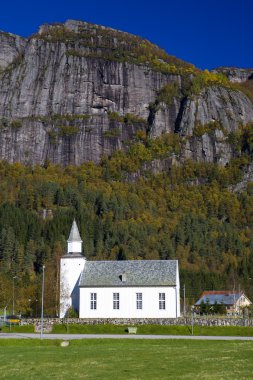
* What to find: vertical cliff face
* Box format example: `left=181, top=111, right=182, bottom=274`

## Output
left=176, top=86, right=253, bottom=165
left=0, top=32, right=26, bottom=69
left=0, top=20, right=252, bottom=166
left=212, top=67, right=253, bottom=83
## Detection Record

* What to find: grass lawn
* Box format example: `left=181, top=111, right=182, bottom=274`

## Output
left=0, top=339, right=252, bottom=379
left=0, top=325, right=34, bottom=333
left=2, top=323, right=253, bottom=336
left=51, top=323, right=253, bottom=336
left=0, top=324, right=253, bottom=336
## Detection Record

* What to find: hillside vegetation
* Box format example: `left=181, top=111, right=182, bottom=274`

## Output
left=1, top=124, right=253, bottom=316
left=33, top=21, right=195, bottom=75
left=0, top=20, right=253, bottom=317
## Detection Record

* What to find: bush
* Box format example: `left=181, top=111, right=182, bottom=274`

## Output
left=10, top=120, right=22, bottom=129
left=34, top=22, right=196, bottom=76
left=157, top=82, right=180, bottom=105
left=66, top=307, right=78, bottom=318
left=58, top=125, right=79, bottom=136
left=188, top=70, right=230, bottom=96
left=103, top=128, right=121, bottom=138
left=193, top=121, right=226, bottom=137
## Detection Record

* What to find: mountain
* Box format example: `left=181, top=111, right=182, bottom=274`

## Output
left=1, top=20, right=253, bottom=316
left=0, top=20, right=253, bottom=166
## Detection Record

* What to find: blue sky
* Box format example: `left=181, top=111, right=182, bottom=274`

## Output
left=0, top=0, right=252, bottom=70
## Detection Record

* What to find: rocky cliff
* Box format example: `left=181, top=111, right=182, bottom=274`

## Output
left=0, top=20, right=253, bottom=166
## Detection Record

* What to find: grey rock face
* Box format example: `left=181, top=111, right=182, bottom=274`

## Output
left=0, top=31, right=26, bottom=69
left=212, top=67, right=253, bottom=83
left=0, top=21, right=252, bottom=166
left=174, top=86, right=253, bottom=165
left=231, top=163, right=253, bottom=192
left=178, top=87, right=253, bottom=135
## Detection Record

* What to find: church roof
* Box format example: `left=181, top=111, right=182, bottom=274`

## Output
left=79, top=260, right=178, bottom=287
left=67, top=220, right=82, bottom=242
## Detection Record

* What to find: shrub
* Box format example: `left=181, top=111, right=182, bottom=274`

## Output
left=107, top=111, right=124, bottom=123
left=58, top=125, right=79, bottom=136
left=233, top=80, right=253, bottom=103
left=51, top=114, right=90, bottom=122
left=103, top=128, right=121, bottom=138
left=34, top=22, right=196, bottom=76
left=10, top=120, right=22, bottom=129
left=193, top=121, right=226, bottom=137
left=108, top=111, right=147, bottom=126
left=123, top=113, right=146, bottom=125
left=157, top=82, right=180, bottom=105
left=48, top=130, right=58, bottom=144
left=188, top=70, right=230, bottom=96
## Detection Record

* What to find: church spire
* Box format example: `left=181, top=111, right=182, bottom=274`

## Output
left=68, top=219, right=82, bottom=243
left=67, top=220, right=83, bottom=255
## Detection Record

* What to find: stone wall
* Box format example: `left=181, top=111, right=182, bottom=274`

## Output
left=22, top=317, right=253, bottom=327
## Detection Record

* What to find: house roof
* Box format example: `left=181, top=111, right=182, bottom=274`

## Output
left=79, top=260, right=178, bottom=287
left=195, top=291, right=242, bottom=306
left=67, top=220, right=82, bottom=242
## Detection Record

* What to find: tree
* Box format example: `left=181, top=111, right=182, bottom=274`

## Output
left=200, top=299, right=211, bottom=315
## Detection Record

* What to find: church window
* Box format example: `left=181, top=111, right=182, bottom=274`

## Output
left=136, top=293, right=142, bottom=309
left=113, top=293, right=120, bottom=309
left=159, top=293, right=166, bottom=310
left=90, top=293, right=97, bottom=309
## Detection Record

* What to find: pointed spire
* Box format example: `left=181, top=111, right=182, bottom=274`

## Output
left=68, top=220, right=82, bottom=243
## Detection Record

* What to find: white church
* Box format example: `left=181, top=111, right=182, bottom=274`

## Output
left=60, top=220, right=180, bottom=319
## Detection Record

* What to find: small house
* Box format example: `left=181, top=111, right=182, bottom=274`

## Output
left=195, top=291, right=252, bottom=315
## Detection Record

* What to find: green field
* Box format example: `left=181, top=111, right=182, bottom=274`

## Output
left=51, top=323, right=253, bottom=336
left=2, top=323, right=253, bottom=337
left=0, top=324, right=34, bottom=333
left=0, top=339, right=252, bottom=379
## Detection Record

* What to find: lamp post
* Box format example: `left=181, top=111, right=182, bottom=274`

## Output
left=191, top=306, right=194, bottom=336
left=40, top=265, right=45, bottom=339
left=35, top=298, right=38, bottom=317
left=4, top=306, right=7, bottom=322
left=183, top=284, right=186, bottom=317
left=12, top=276, right=17, bottom=315
left=28, top=299, right=31, bottom=317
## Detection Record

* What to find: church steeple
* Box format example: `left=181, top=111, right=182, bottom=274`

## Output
left=67, top=219, right=83, bottom=255
left=60, top=220, right=86, bottom=318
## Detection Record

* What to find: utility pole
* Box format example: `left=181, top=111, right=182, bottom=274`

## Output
left=238, top=284, right=241, bottom=315
left=40, top=265, right=45, bottom=339
left=4, top=306, right=7, bottom=322
left=183, top=284, right=186, bottom=316
left=12, top=276, right=17, bottom=315
left=233, top=278, right=236, bottom=317
left=191, top=306, right=194, bottom=335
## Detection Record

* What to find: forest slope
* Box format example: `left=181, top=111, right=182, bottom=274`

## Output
left=1, top=128, right=253, bottom=315
left=0, top=20, right=253, bottom=316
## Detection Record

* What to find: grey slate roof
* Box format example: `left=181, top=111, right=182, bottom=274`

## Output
left=68, top=220, right=82, bottom=242
left=195, top=293, right=241, bottom=306
left=79, top=260, right=178, bottom=287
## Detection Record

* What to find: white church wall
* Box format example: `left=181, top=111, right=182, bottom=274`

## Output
left=79, top=286, right=180, bottom=319
left=60, top=257, right=86, bottom=318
